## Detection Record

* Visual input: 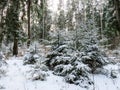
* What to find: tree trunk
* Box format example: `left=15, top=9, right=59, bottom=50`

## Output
left=40, top=0, right=45, bottom=39
left=0, top=9, right=4, bottom=47
left=27, top=0, right=31, bottom=47
left=114, top=0, right=120, bottom=33
left=13, top=37, right=18, bottom=56
left=100, top=9, right=103, bottom=39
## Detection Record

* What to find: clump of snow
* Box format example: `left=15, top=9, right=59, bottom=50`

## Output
left=35, top=64, right=49, bottom=72
left=101, top=64, right=120, bottom=78
left=53, top=64, right=74, bottom=76
left=28, top=69, right=49, bottom=81
left=111, top=70, right=118, bottom=78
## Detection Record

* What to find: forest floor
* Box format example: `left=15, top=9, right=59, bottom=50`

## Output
left=0, top=56, right=120, bottom=90
left=0, top=57, right=82, bottom=90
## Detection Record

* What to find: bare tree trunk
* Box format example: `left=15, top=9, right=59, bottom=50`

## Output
left=13, top=37, right=18, bottom=56
left=27, top=0, right=31, bottom=47
left=0, top=9, right=4, bottom=47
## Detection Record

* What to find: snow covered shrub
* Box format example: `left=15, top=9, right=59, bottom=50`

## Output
left=45, top=45, right=74, bottom=69
left=81, top=45, right=109, bottom=73
left=93, top=68, right=109, bottom=76
left=45, top=45, right=93, bottom=87
left=110, top=70, right=118, bottom=78
left=23, top=47, right=40, bottom=65
left=64, top=62, right=93, bottom=88
left=26, top=65, right=49, bottom=81
left=0, top=52, right=6, bottom=85
left=0, top=52, right=7, bottom=78
left=31, top=70, right=48, bottom=81
left=74, top=19, right=110, bottom=73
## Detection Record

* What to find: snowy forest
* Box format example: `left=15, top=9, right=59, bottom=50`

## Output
left=0, top=0, right=120, bottom=90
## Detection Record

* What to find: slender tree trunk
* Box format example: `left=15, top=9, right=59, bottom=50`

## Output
left=0, top=9, right=4, bottom=47
left=13, top=36, right=18, bottom=56
left=100, top=8, right=103, bottom=39
left=114, top=0, right=120, bottom=33
left=42, top=0, right=45, bottom=39
left=27, top=0, right=31, bottom=47
left=83, top=3, right=86, bottom=23
left=75, top=28, right=78, bottom=50
left=40, top=0, right=45, bottom=39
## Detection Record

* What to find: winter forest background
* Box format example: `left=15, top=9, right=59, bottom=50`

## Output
left=0, top=0, right=120, bottom=90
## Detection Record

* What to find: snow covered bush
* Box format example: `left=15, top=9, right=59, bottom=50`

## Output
left=23, top=47, right=40, bottom=65
left=30, top=69, right=48, bottom=81
left=45, top=45, right=93, bottom=88
left=0, top=52, right=7, bottom=89
left=45, top=45, right=75, bottom=69
left=110, top=70, right=118, bottom=78
left=26, top=64, right=49, bottom=81
left=0, top=52, right=7, bottom=78
left=74, top=19, right=110, bottom=73
left=64, top=62, right=93, bottom=88
left=23, top=42, right=50, bottom=81
left=81, top=45, right=109, bottom=73
left=102, top=64, right=120, bottom=78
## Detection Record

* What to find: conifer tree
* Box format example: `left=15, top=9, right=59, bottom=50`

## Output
left=5, top=0, right=20, bottom=55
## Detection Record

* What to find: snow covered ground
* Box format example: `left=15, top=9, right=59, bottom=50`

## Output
left=0, top=57, right=120, bottom=90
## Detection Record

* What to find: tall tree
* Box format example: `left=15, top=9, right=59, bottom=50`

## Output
left=0, top=0, right=8, bottom=47
left=31, top=0, right=52, bottom=40
left=5, top=0, right=20, bottom=55
left=114, top=0, right=120, bottom=33
left=101, top=0, right=120, bottom=49
left=66, top=0, right=74, bottom=31
left=57, top=0, right=66, bottom=30
left=27, top=0, right=31, bottom=47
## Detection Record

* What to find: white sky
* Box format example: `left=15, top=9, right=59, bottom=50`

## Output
left=48, top=0, right=67, bottom=13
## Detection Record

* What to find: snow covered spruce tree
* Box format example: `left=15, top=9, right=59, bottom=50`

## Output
left=45, top=1, right=110, bottom=87
left=23, top=42, right=41, bottom=65
left=78, top=19, right=109, bottom=73
left=23, top=42, right=49, bottom=81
